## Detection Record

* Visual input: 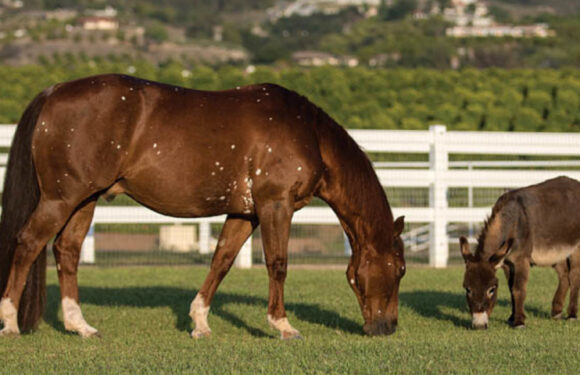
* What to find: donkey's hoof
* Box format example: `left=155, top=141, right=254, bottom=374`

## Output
left=191, top=329, right=211, bottom=339
left=552, top=312, right=563, bottom=320
left=281, top=330, right=302, bottom=340
left=0, top=327, right=20, bottom=337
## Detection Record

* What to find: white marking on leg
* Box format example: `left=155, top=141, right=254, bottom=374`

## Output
left=62, top=297, right=99, bottom=337
left=190, top=294, right=211, bottom=338
left=0, top=298, right=19, bottom=335
left=472, top=312, right=488, bottom=328
left=267, top=314, right=301, bottom=339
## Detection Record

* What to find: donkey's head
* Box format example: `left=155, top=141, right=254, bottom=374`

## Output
left=459, top=236, right=513, bottom=329
left=348, top=216, right=406, bottom=336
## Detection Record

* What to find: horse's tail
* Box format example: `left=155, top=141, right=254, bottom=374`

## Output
left=0, top=91, right=48, bottom=332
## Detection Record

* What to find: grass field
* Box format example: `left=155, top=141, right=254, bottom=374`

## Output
left=1, top=265, right=579, bottom=374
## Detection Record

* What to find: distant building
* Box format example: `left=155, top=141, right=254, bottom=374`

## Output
left=442, top=0, right=554, bottom=38
left=446, top=23, right=553, bottom=38
left=292, top=50, right=358, bottom=67
left=268, top=0, right=381, bottom=20
left=79, top=16, right=119, bottom=31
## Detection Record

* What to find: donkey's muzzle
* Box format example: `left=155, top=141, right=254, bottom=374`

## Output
left=363, top=319, right=397, bottom=336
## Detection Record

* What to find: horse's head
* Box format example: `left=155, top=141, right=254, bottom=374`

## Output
left=459, top=236, right=513, bottom=329
left=348, top=216, right=406, bottom=336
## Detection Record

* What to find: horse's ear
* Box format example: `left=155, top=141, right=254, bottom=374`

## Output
left=459, top=236, right=472, bottom=263
left=393, top=216, right=405, bottom=237
left=489, top=238, right=514, bottom=269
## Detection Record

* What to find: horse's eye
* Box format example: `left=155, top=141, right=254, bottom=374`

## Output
left=465, top=287, right=472, bottom=295
left=487, top=287, right=496, bottom=297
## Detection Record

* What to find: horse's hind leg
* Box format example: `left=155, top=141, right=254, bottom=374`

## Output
left=257, top=199, right=301, bottom=340
left=190, top=215, right=257, bottom=338
left=551, top=260, right=570, bottom=320
left=53, top=200, right=99, bottom=337
left=0, top=199, right=77, bottom=335
left=566, top=251, right=580, bottom=320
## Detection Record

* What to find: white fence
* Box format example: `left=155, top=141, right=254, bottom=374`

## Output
left=2, top=124, right=580, bottom=268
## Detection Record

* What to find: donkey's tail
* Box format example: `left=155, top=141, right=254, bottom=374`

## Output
left=0, top=91, right=48, bottom=332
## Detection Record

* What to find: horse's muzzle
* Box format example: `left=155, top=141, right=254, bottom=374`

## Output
left=363, top=319, right=397, bottom=336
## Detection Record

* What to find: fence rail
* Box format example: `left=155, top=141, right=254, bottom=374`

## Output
left=2, top=124, right=580, bottom=268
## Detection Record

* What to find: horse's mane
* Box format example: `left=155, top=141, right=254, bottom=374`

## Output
left=304, top=94, right=394, bottom=239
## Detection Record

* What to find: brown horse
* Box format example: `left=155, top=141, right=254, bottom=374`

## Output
left=0, top=74, right=405, bottom=338
left=460, top=176, right=580, bottom=329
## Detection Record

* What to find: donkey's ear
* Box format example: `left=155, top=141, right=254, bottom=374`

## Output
left=459, top=236, right=472, bottom=263
left=393, top=216, right=405, bottom=237
left=489, top=238, right=514, bottom=269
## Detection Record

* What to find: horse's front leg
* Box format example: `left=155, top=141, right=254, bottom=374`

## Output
left=551, top=260, right=570, bottom=320
left=190, top=215, right=257, bottom=338
left=510, top=260, right=530, bottom=328
left=53, top=200, right=100, bottom=338
left=257, top=199, right=301, bottom=340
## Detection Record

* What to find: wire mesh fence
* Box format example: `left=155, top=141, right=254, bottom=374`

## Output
left=5, top=125, right=580, bottom=267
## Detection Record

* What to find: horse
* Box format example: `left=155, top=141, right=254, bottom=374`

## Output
left=460, top=176, right=580, bottom=329
left=0, top=74, right=406, bottom=339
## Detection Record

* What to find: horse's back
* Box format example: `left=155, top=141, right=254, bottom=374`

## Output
left=33, top=74, right=325, bottom=218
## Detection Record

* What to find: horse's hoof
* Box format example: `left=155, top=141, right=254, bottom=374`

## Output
left=512, top=323, right=525, bottom=329
left=281, top=330, right=302, bottom=340
left=0, top=328, right=20, bottom=337
left=552, top=312, right=563, bottom=320
left=191, top=329, right=211, bottom=339
left=567, top=316, right=577, bottom=321
left=82, top=330, right=102, bottom=339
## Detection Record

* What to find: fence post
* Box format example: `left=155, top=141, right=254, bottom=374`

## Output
left=80, top=224, right=95, bottom=264
left=199, top=221, right=211, bottom=254
left=234, top=236, right=253, bottom=268
left=429, top=125, right=448, bottom=268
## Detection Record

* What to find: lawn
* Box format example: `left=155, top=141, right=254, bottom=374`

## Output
left=0, top=265, right=579, bottom=374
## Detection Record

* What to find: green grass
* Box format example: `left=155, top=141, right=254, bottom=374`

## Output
left=1, top=266, right=579, bottom=374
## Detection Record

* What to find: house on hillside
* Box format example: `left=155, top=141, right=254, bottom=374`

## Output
left=268, top=0, right=381, bottom=20
left=292, top=50, right=358, bottom=67
left=79, top=16, right=119, bottom=31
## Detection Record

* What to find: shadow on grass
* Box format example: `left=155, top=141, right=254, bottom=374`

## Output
left=45, top=285, right=362, bottom=337
left=400, top=290, right=549, bottom=329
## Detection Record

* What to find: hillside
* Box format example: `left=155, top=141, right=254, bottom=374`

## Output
left=0, top=0, right=578, bottom=68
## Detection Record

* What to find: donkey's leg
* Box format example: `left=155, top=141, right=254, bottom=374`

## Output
left=190, top=215, right=257, bottom=339
left=0, top=199, right=75, bottom=335
left=566, top=252, right=580, bottom=320
left=502, top=263, right=516, bottom=323
left=53, top=200, right=99, bottom=337
left=510, top=260, right=531, bottom=328
left=551, top=260, right=570, bottom=320
left=257, top=199, right=300, bottom=340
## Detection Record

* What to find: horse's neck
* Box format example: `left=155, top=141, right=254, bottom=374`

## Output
left=315, top=119, right=393, bottom=255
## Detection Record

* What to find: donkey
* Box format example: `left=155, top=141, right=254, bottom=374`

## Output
left=460, top=176, right=580, bottom=329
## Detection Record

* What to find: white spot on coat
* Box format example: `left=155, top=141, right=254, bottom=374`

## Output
left=219, top=196, right=226, bottom=200
left=215, top=161, right=220, bottom=166
left=297, top=166, right=303, bottom=171
left=153, top=143, right=157, bottom=148
left=121, top=96, right=126, bottom=101
left=231, top=144, right=236, bottom=149
left=255, top=169, right=262, bottom=176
